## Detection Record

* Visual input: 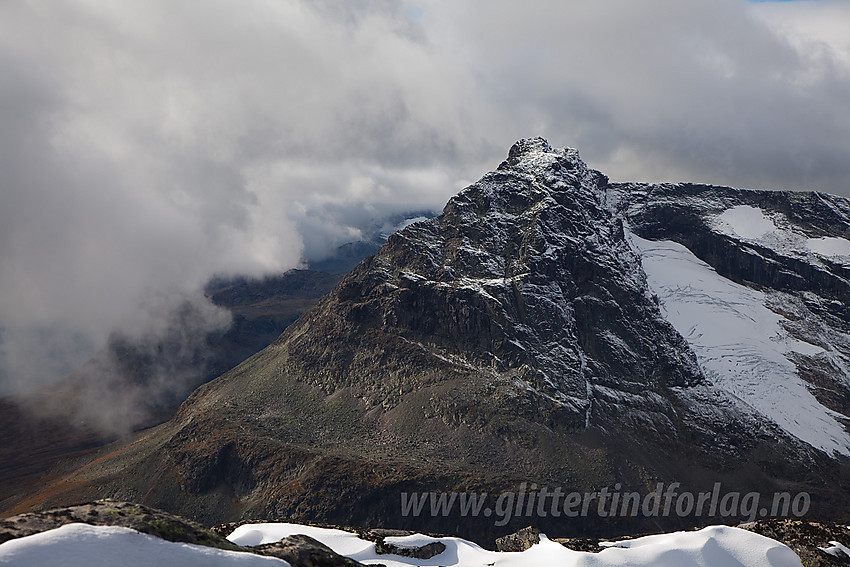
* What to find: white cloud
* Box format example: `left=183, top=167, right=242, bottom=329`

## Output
left=1, top=0, right=849, bottom=394
left=750, top=0, right=850, bottom=65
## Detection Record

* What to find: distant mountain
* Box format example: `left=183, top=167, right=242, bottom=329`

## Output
left=16, top=139, right=850, bottom=542
left=0, top=206, right=439, bottom=515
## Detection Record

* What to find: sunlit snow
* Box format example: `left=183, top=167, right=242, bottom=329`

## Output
left=715, top=205, right=779, bottom=240
left=227, top=522, right=803, bottom=567
left=808, top=236, right=850, bottom=260
left=0, top=522, right=805, bottom=567
left=0, top=523, right=289, bottom=567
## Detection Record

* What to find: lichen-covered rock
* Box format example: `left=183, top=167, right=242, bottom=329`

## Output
left=740, top=519, right=850, bottom=567
left=496, top=526, right=541, bottom=552
left=375, top=538, right=445, bottom=559
left=0, top=500, right=239, bottom=550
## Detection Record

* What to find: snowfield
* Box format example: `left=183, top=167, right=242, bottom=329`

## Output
left=629, top=231, right=850, bottom=456
left=712, top=204, right=850, bottom=263
left=808, top=236, right=850, bottom=260
left=0, top=521, right=805, bottom=567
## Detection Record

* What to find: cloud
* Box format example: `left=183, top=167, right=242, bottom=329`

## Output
left=1, top=0, right=849, bottom=402
left=418, top=0, right=850, bottom=192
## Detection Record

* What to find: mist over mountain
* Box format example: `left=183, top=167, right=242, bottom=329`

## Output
left=2, top=0, right=850, bottom=413
left=0, top=212, right=435, bottom=513
left=3, top=2, right=850, bottom=564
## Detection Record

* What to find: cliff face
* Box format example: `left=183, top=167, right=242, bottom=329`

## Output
left=20, top=139, right=850, bottom=541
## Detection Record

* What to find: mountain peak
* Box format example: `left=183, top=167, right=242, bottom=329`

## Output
left=506, top=136, right=556, bottom=159
left=496, top=137, right=607, bottom=196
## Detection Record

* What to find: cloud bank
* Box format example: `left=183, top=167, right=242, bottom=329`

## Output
left=1, top=0, right=848, bottom=399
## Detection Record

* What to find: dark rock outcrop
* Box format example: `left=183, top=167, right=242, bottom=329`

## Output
left=496, top=526, right=541, bottom=552
left=374, top=537, right=445, bottom=559
left=258, top=534, right=371, bottom=567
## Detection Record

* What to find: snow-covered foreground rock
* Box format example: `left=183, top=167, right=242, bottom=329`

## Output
left=0, top=523, right=289, bottom=567
left=0, top=520, right=805, bottom=567
left=227, top=522, right=803, bottom=567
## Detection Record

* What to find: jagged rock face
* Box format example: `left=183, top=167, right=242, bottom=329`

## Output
left=281, top=139, right=706, bottom=434
left=21, top=139, right=850, bottom=541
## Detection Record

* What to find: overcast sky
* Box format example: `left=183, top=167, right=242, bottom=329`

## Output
left=1, top=0, right=849, bottom=395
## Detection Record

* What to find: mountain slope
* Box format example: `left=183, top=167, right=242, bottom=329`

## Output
left=17, top=139, right=850, bottom=541
left=0, top=269, right=341, bottom=515
left=0, top=213, right=437, bottom=517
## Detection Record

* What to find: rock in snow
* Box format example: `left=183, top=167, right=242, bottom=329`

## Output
left=0, top=521, right=806, bottom=566
left=225, top=522, right=803, bottom=567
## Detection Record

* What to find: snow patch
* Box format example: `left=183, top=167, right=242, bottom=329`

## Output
left=384, top=533, right=443, bottom=549
left=715, top=205, right=780, bottom=240
left=819, top=540, right=850, bottom=560
left=0, top=523, right=288, bottom=567
left=807, top=236, right=850, bottom=260
left=711, top=205, right=850, bottom=264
